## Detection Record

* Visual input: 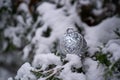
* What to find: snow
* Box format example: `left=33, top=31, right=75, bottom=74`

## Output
left=4, top=27, right=22, bottom=48
left=95, top=0, right=103, bottom=9
left=32, top=53, right=62, bottom=70
left=15, top=62, right=36, bottom=80
left=3, top=1, right=33, bottom=49
left=36, top=2, right=56, bottom=15
left=4, top=27, right=16, bottom=38
left=38, top=78, right=46, bottom=80
left=64, top=54, right=82, bottom=69
left=23, top=2, right=79, bottom=58
left=31, top=53, right=84, bottom=80
left=84, top=58, right=104, bottom=80
left=79, top=0, right=91, bottom=5
left=8, top=77, right=13, bottom=80
left=1, top=0, right=120, bottom=80
left=92, top=9, right=104, bottom=16
left=59, top=71, right=86, bottom=80
left=0, top=67, right=14, bottom=80
left=58, top=54, right=85, bottom=80
left=17, top=2, right=32, bottom=27
left=35, top=44, right=51, bottom=54
left=17, top=3, right=29, bottom=14
left=0, top=0, right=11, bottom=8
left=103, top=39, right=120, bottom=61
left=84, top=16, right=120, bottom=55
left=16, top=2, right=85, bottom=69
left=30, top=53, right=84, bottom=80
left=23, top=44, right=32, bottom=60
left=16, top=15, right=25, bottom=25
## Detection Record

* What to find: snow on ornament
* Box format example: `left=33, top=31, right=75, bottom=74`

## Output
left=59, top=28, right=87, bottom=56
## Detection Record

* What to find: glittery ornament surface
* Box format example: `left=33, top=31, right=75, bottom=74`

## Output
left=59, top=28, right=87, bottom=56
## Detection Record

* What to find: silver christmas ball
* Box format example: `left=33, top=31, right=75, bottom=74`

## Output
left=59, top=28, right=87, bottom=56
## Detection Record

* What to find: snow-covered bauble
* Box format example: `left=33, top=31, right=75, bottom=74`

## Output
left=59, top=28, right=87, bottom=56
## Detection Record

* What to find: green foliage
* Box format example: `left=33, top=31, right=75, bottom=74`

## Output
left=5, top=41, right=17, bottom=52
left=95, top=51, right=111, bottom=67
left=31, top=70, right=43, bottom=79
left=104, top=59, right=120, bottom=80
left=31, top=69, right=61, bottom=80
left=0, top=6, right=11, bottom=14
left=95, top=47, right=120, bottom=80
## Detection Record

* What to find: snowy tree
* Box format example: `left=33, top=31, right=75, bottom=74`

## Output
left=0, top=0, right=120, bottom=80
